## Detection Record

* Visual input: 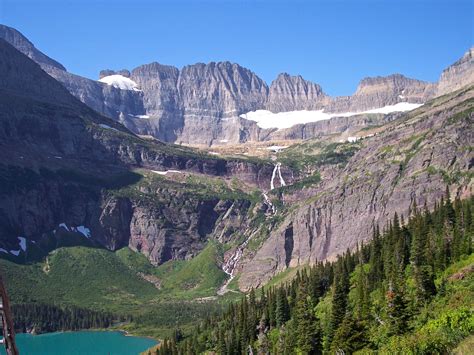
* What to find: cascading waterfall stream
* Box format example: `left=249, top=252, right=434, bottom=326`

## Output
left=218, top=231, right=256, bottom=295
left=270, top=162, right=285, bottom=190
left=218, top=162, right=284, bottom=295
left=277, top=163, right=286, bottom=187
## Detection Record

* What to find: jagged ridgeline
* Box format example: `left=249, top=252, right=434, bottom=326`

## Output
left=0, top=25, right=472, bottom=146
left=156, top=195, right=474, bottom=354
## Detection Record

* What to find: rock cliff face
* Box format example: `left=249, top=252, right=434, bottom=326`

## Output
left=238, top=86, right=474, bottom=290
left=0, top=24, right=472, bottom=146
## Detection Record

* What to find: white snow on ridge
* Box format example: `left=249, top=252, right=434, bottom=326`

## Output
left=152, top=170, right=182, bottom=175
left=240, top=102, right=423, bottom=129
left=99, top=75, right=141, bottom=91
left=266, top=145, right=288, bottom=152
left=99, top=124, right=119, bottom=132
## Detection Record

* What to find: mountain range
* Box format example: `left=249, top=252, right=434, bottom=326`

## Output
left=1, top=24, right=472, bottom=146
left=0, top=23, right=472, bottom=297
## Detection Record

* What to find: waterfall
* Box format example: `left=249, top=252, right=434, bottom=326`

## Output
left=218, top=231, right=256, bottom=295
left=270, top=163, right=278, bottom=190
left=219, top=162, right=285, bottom=294
left=271, top=162, right=285, bottom=190
left=262, top=192, right=276, bottom=214
left=277, top=163, right=286, bottom=187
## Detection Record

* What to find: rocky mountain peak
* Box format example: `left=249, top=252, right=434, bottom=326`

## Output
left=129, top=62, right=180, bottom=118
left=325, top=73, right=436, bottom=113
left=266, top=72, right=327, bottom=112
left=0, top=24, right=66, bottom=71
left=354, top=73, right=431, bottom=97
left=177, top=61, right=268, bottom=117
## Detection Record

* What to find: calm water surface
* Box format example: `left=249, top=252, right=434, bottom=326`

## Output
left=0, top=330, right=158, bottom=355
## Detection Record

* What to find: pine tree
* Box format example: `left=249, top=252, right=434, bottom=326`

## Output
left=293, top=280, right=321, bottom=354
left=275, top=288, right=289, bottom=328
left=330, top=261, right=349, bottom=340
left=331, top=313, right=368, bottom=354
left=354, top=264, right=370, bottom=321
left=385, top=279, right=410, bottom=336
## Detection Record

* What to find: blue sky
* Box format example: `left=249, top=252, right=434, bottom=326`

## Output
left=0, top=0, right=472, bottom=96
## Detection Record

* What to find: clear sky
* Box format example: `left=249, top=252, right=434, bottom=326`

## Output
left=0, top=0, right=472, bottom=96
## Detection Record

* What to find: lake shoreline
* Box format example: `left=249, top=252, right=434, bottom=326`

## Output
left=5, top=330, right=159, bottom=355
left=20, top=327, right=161, bottom=342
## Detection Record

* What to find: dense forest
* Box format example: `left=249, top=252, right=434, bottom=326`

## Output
left=12, top=303, right=118, bottom=333
left=155, top=191, right=474, bottom=354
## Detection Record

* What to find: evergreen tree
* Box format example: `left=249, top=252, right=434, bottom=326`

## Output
left=294, top=281, right=321, bottom=354
left=331, top=313, right=368, bottom=354
left=330, top=261, right=349, bottom=340
left=275, top=288, right=290, bottom=327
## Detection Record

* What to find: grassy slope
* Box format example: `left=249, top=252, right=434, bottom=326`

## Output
left=153, top=242, right=227, bottom=300
left=0, top=247, right=158, bottom=313
left=1, top=242, right=230, bottom=310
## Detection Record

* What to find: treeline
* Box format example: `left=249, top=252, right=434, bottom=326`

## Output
left=13, top=303, right=120, bottom=333
left=156, top=191, right=473, bottom=354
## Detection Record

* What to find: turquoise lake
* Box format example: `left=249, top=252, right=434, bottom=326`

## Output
left=0, top=331, right=158, bottom=355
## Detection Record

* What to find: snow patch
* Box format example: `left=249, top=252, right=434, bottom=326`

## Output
left=18, top=237, right=26, bottom=251
left=152, top=170, right=182, bottom=175
left=76, top=226, right=91, bottom=238
left=347, top=136, right=359, bottom=143
left=59, top=223, right=69, bottom=231
left=209, top=152, right=221, bottom=156
left=134, top=114, right=150, bottom=119
left=99, top=124, right=118, bottom=132
left=219, top=139, right=229, bottom=143
left=99, top=75, right=141, bottom=91
left=10, top=249, right=20, bottom=256
left=241, top=102, right=423, bottom=129
left=0, top=248, right=8, bottom=254
left=266, top=145, right=288, bottom=152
